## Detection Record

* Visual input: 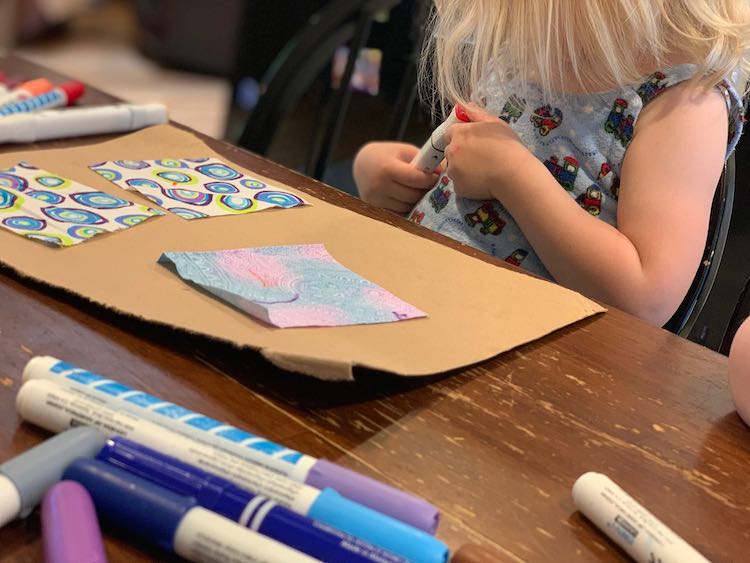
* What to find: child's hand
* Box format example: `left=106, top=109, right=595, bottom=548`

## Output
left=353, top=142, right=441, bottom=214
left=443, top=105, right=532, bottom=201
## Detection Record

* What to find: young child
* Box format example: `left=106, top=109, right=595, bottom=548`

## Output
left=353, top=1, right=749, bottom=326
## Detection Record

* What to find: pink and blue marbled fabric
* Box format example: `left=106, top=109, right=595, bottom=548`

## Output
left=158, top=244, right=426, bottom=328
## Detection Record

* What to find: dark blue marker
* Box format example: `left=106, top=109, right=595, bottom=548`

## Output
left=98, top=437, right=411, bottom=563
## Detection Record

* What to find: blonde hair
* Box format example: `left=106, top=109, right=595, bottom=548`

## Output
left=421, top=0, right=750, bottom=111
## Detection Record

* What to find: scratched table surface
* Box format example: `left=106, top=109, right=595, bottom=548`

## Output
left=1, top=55, right=748, bottom=563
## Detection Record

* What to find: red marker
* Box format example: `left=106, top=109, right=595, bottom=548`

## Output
left=0, top=78, right=54, bottom=107
left=0, top=81, right=85, bottom=116
left=411, top=105, right=472, bottom=172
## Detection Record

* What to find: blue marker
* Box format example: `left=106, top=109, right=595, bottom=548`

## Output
left=64, top=459, right=318, bottom=563
left=98, top=437, right=407, bottom=563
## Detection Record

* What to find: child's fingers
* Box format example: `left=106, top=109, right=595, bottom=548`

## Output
left=462, top=103, right=500, bottom=123
left=386, top=181, right=432, bottom=205
left=443, top=123, right=465, bottom=145
left=395, top=143, right=422, bottom=161
left=383, top=196, right=416, bottom=215
left=388, top=159, right=440, bottom=190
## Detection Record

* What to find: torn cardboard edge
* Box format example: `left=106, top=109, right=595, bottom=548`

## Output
left=2, top=256, right=603, bottom=382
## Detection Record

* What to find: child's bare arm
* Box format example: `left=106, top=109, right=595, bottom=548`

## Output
left=447, top=85, right=728, bottom=325
left=606, top=83, right=728, bottom=322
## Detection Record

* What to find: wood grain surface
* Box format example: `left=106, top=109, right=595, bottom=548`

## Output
left=1, top=55, right=748, bottom=563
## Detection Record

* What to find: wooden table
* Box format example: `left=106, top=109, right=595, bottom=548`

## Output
left=1, top=55, right=748, bottom=563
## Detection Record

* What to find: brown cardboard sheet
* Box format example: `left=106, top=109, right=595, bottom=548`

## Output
left=0, top=125, right=605, bottom=380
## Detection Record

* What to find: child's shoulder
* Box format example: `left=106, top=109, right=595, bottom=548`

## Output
left=631, top=64, right=744, bottom=156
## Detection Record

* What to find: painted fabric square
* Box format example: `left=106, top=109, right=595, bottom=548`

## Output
left=90, top=157, right=308, bottom=220
left=158, top=244, right=427, bottom=328
left=0, top=162, right=162, bottom=247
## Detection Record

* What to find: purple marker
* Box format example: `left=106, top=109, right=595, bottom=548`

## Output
left=42, top=481, right=107, bottom=563
left=24, top=356, right=440, bottom=533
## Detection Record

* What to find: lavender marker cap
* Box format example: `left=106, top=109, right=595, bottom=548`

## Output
left=306, top=459, right=439, bottom=534
left=42, top=481, right=107, bottom=563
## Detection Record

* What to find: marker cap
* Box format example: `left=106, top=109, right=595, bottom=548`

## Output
left=59, top=81, right=85, bottom=105
left=309, top=488, right=449, bottom=563
left=19, top=78, right=53, bottom=96
left=307, top=459, right=440, bottom=534
left=4, top=76, right=24, bottom=89
left=42, top=481, right=107, bottom=563
left=131, top=103, right=168, bottom=129
left=63, top=458, right=197, bottom=552
left=454, top=105, right=471, bottom=122
left=97, top=437, right=251, bottom=521
left=0, top=426, right=105, bottom=518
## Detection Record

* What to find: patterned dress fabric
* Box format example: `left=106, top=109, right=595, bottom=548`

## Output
left=409, top=65, right=744, bottom=279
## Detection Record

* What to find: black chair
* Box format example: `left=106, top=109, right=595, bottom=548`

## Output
left=720, top=276, right=750, bottom=354
left=663, top=154, right=736, bottom=337
left=383, top=0, right=432, bottom=140
left=235, top=0, right=403, bottom=180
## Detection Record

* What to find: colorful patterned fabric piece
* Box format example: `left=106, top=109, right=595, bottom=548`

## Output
left=90, top=157, right=309, bottom=220
left=159, top=244, right=427, bottom=328
left=0, top=162, right=162, bottom=247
